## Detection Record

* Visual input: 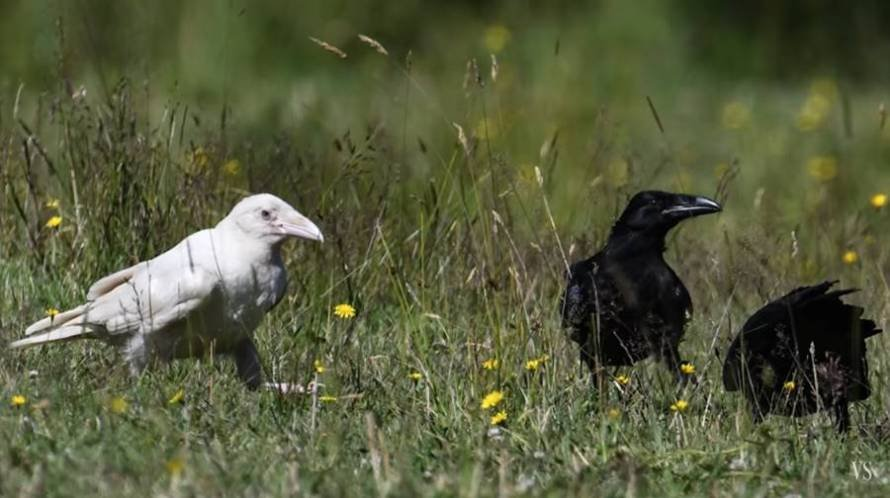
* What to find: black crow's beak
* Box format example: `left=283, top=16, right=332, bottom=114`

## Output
left=661, top=195, right=722, bottom=219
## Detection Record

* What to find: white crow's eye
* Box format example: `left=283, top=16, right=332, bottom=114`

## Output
left=261, top=209, right=271, bottom=220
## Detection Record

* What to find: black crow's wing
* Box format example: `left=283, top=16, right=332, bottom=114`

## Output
left=796, top=287, right=882, bottom=402
left=722, top=281, right=881, bottom=394
left=561, top=256, right=626, bottom=340
left=722, top=315, right=783, bottom=391
left=562, top=259, right=595, bottom=344
left=720, top=284, right=819, bottom=391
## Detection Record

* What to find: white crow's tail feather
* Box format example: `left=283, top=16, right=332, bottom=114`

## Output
left=25, top=305, right=87, bottom=335
left=9, top=326, right=92, bottom=349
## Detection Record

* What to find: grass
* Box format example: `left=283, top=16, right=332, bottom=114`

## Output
left=3, top=7, right=890, bottom=496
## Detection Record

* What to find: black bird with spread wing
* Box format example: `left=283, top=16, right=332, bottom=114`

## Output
left=722, top=281, right=881, bottom=432
left=561, top=191, right=722, bottom=384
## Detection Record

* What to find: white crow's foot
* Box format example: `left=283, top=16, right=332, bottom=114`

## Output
left=264, top=382, right=306, bottom=394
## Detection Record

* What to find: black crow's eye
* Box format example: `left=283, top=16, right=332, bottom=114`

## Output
left=261, top=209, right=271, bottom=220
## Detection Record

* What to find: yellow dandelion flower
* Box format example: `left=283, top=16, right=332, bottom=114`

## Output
left=871, top=194, right=887, bottom=209
left=842, top=250, right=858, bottom=265
left=46, top=308, right=60, bottom=318
left=614, top=374, right=630, bottom=386
left=11, top=394, right=27, bottom=407
left=670, top=399, right=689, bottom=413
left=606, top=158, right=629, bottom=188
left=109, top=396, right=128, bottom=414
left=474, top=117, right=500, bottom=140
left=481, top=390, right=504, bottom=410
left=483, top=25, right=511, bottom=53
left=45, top=198, right=60, bottom=209
left=223, top=159, right=241, bottom=176
left=190, top=147, right=210, bottom=169
left=797, top=95, right=832, bottom=131
left=525, top=355, right=548, bottom=372
left=798, top=80, right=835, bottom=131
left=168, top=389, right=184, bottom=405
left=680, top=362, right=696, bottom=375
left=810, top=78, right=838, bottom=101
left=607, top=408, right=621, bottom=420
left=319, top=395, right=338, bottom=403
left=806, top=156, right=838, bottom=182
left=783, top=380, right=796, bottom=392
left=333, top=303, right=356, bottom=319
left=314, top=359, right=326, bottom=374
left=490, top=410, right=507, bottom=426
left=166, top=457, right=185, bottom=477
left=482, top=358, right=499, bottom=370
left=408, top=371, right=422, bottom=381
left=721, top=101, right=751, bottom=130
left=517, top=164, right=538, bottom=186
left=45, top=215, right=62, bottom=229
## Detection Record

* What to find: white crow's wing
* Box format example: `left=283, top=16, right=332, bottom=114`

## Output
left=24, top=262, right=150, bottom=337
left=13, top=254, right=222, bottom=349
left=95, top=263, right=221, bottom=338
left=87, top=262, right=148, bottom=300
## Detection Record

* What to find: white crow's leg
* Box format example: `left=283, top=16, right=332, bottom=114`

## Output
left=233, top=339, right=305, bottom=394
left=125, top=336, right=149, bottom=377
left=233, top=338, right=263, bottom=390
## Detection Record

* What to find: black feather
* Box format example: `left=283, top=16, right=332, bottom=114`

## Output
left=561, top=190, right=721, bottom=382
left=722, top=281, right=882, bottom=432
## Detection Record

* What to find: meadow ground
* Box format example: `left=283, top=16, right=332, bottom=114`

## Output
left=3, top=3, right=890, bottom=496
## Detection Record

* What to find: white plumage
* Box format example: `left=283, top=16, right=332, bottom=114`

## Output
left=10, top=193, right=323, bottom=388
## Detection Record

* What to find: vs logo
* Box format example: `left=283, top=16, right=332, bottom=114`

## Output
left=851, top=460, right=881, bottom=481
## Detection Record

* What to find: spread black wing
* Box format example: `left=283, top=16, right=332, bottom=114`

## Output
left=723, top=281, right=881, bottom=421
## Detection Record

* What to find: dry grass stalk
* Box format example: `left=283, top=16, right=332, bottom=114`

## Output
left=309, top=36, right=347, bottom=59
left=358, top=34, right=388, bottom=56
left=453, top=123, right=469, bottom=157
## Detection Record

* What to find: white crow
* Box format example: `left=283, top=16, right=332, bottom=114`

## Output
left=10, top=193, right=323, bottom=389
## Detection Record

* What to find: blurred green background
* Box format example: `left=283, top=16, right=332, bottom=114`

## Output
left=3, top=0, right=890, bottom=268
left=4, top=0, right=890, bottom=291
left=3, top=0, right=890, bottom=195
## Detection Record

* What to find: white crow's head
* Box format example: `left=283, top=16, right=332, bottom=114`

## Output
left=225, top=193, right=323, bottom=244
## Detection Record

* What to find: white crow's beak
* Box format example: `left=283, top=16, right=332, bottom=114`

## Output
left=279, top=213, right=324, bottom=242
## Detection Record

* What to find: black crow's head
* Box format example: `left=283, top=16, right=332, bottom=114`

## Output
left=614, top=190, right=722, bottom=235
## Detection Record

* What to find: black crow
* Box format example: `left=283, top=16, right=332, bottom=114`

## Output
left=561, top=190, right=722, bottom=385
left=722, top=281, right=881, bottom=433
